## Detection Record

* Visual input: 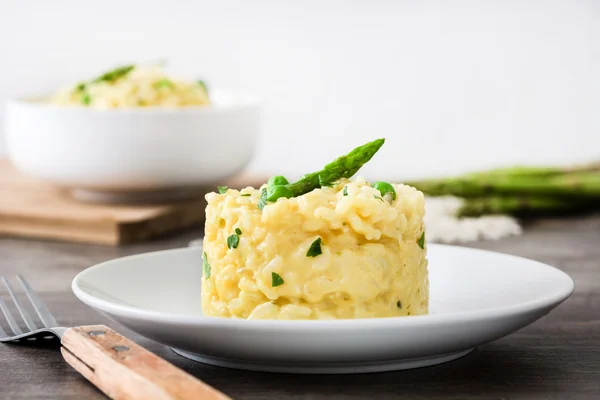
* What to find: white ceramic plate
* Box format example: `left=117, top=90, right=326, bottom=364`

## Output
left=72, top=244, right=573, bottom=374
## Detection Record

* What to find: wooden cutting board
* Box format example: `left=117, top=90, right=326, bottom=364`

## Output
left=0, top=160, right=265, bottom=245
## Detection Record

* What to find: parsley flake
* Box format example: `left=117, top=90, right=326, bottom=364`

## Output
left=271, top=272, right=284, bottom=287
left=197, top=80, right=208, bottom=94
left=217, top=186, right=228, bottom=194
left=202, top=252, right=211, bottom=279
left=397, top=300, right=402, bottom=309
left=258, top=188, right=268, bottom=210
left=343, top=186, right=348, bottom=196
left=240, top=193, right=251, bottom=197
left=227, top=234, right=239, bottom=249
left=235, top=228, right=242, bottom=235
left=306, top=237, right=323, bottom=257
left=417, top=232, right=425, bottom=249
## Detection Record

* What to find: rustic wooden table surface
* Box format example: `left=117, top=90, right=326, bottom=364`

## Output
left=1, top=215, right=599, bottom=399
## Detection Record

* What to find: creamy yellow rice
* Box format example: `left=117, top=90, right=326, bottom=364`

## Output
left=202, top=177, right=429, bottom=320
left=49, top=66, right=210, bottom=109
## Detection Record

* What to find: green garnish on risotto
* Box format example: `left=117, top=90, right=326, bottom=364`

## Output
left=50, top=63, right=210, bottom=109
left=271, top=272, right=285, bottom=287
left=260, top=138, right=385, bottom=207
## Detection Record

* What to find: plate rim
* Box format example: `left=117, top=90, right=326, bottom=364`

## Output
left=72, top=244, right=574, bottom=330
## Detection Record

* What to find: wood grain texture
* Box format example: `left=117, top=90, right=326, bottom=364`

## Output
left=0, top=160, right=266, bottom=245
left=60, top=325, right=231, bottom=400
left=0, top=214, right=599, bottom=399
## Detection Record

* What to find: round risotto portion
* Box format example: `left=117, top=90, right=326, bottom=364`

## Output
left=201, top=177, right=428, bottom=320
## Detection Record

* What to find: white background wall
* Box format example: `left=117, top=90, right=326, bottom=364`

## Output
left=0, top=0, right=598, bottom=181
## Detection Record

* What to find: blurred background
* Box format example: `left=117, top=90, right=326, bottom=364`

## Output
left=1, top=0, right=598, bottom=182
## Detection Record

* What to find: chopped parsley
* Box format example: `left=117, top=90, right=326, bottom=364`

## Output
left=271, top=272, right=284, bottom=287
left=217, top=186, right=228, bottom=194
left=81, top=93, right=91, bottom=105
left=227, top=233, right=240, bottom=249
left=417, top=232, right=425, bottom=249
left=240, top=193, right=251, bottom=197
left=202, top=252, right=211, bottom=279
left=155, top=78, right=174, bottom=89
left=197, top=80, right=208, bottom=94
left=343, top=186, right=348, bottom=196
left=235, top=228, right=242, bottom=235
left=306, top=237, right=323, bottom=257
left=258, top=188, right=268, bottom=210
left=74, top=82, right=86, bottom=92
left=396, top=300, right=402, bottom=309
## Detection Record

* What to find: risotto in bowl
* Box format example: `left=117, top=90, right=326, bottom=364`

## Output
left=202, top=139, right=429, bottom=320
left=49, top=64, right=211, bottom=108
left=5, top=63, right=259, bottom=201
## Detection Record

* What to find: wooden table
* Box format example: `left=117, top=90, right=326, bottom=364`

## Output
left=1, top=215, right=599, bottom=399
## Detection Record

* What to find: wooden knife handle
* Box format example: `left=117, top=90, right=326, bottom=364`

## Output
left=60, top=324, right=231, bottom=400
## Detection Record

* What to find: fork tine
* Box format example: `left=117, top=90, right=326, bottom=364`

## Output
left=0, top=297, right=23, bottom=335
left=1, top=277, right=37, bottom=331
left=17, top=275, right=58, bottom=328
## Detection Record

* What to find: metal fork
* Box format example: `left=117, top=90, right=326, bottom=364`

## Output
left=0, top=275, right=230, bottom=400
left=0, top=275, right=66, bottom=342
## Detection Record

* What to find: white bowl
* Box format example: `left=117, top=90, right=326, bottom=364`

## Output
left=5, top=91, right=260, bottom=202
left=72, top=243, right=574, bottom=374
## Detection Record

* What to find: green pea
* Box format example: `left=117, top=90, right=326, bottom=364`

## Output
left=81, top=93, right=91, bottom=105
left=155, top=79, right=174, bottom=89
left=267, top=175, right=289, bottom=187
left=372, top=181, right=396, bottom=200
left=266, top=185, right=293, bottom=202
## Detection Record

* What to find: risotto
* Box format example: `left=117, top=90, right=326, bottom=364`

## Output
left=201, top=139, right=429, bottom=320
left=49, top=64, right=210, bottom=109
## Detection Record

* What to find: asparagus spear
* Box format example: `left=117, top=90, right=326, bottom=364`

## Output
left=286, top=138, right=385, bottom=197
left=465, top=163, right=600, bottom=179
left=407, top=171, right=600, bottom=199
left=260, top=138, right=385, bottom=206
left=92, top=64, right=135, bottom=83
left=458, top=196, right=596, bottom=217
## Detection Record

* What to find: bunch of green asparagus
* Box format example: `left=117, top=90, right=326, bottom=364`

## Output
left=404, top=163, right=600, bottom=217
